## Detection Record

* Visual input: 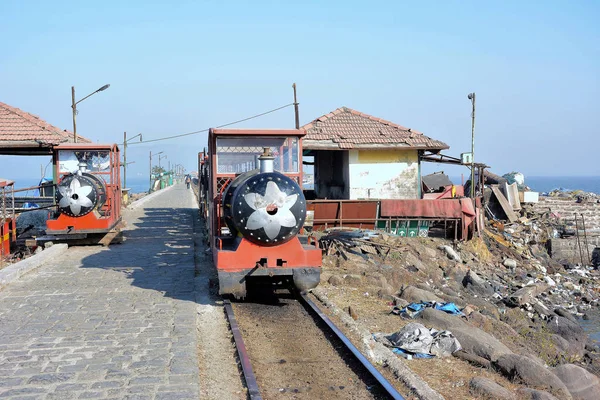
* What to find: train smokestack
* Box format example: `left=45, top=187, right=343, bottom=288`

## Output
left=258, top=147, right=274, bottom=173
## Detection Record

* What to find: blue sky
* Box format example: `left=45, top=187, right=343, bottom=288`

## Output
left=1, top=0, right=598, bottom=184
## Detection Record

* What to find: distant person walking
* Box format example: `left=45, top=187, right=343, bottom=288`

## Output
left=185, top=175, right=191, bottom=189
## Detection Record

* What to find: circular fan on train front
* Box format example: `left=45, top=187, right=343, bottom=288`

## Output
left=55, top=174, right=99, bottom=217
left=231, top=172, right=306, bottom=246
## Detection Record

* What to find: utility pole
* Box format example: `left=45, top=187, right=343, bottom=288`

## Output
left=468, top=92, right=476, bottom=198
left=293, top=83, right=299, bottom=129
left=123, top=132, right=142, bottom=189
left=72, top=87, right=77, bottom=143
left=123, top=132, right=127, bottom=188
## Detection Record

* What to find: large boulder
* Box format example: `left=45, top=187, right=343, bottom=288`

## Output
left=419, top=308, right=512, bottom=361
left=546, top=316, right=587, bottom=355
left=554, top=307, right=577, bottom=323
left=462, top=269, right=494, bottom=296
left=469, top=377, right=516, bottom=399
left=517, top=388, right=561, bottom=400
left=440, top=245, right=461, bottom=262
left=505, top=283, right=549, bottom=307
left=494, top=354, right=571, bottom=399
left=553, top=363, right=600, bottom=400
left=399, top=285, right=444, bottom=303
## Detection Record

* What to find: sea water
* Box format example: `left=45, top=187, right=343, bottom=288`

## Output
left=11, top=177, right=152, bottom=195
left=526, top=176, right=600, bottom=195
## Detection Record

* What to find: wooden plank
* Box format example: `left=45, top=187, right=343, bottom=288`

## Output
left=491, top=186, right=518, bottom=222
left=98, top=221, right=125, bottom=246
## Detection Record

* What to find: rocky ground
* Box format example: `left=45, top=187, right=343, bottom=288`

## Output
left=315, top=228, right=600, bottom=399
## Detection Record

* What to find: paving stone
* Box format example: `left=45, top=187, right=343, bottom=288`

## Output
left=0, top=377, right=25, bottom=387
left=89, top=381, right=123, bottom=390
left=0, top=387, right=47, bottom=398
left=54, top=383, right=89, bottom=391
left=154, top=392, right=199, bottom=400
left=78, top=391, right=105, bottom=399
left=27, top=373, right=74, bottom=385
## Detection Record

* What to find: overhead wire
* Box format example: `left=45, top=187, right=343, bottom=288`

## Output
left=129, top=103, right=294, bottom=145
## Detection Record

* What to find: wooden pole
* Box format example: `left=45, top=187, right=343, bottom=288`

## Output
left=293, top=83, right=299, bottom=129
left=72, top=86, right=77, bottom=143
left=149, top=151, right=152, bottom=192
left=469, top=93, right=476, bottom=198
left=123, top=132, right=127, bottom=189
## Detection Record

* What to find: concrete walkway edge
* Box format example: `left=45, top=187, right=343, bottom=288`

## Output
left=0, top=243, right=68, bottom=291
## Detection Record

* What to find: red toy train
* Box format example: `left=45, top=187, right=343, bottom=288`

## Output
left=45, top=143, right=122, bottom=245
left=199, top=128, right=321, bottom=298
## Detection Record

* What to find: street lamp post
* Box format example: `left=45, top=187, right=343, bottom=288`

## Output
left=122, top=132, right=142, bottom=189
left=149, top=151, right=163, bottom=192
left=71, top=84, right=110, bottom=143
left=467, top=92, right=476, bottom=198
left=158, top=154, right=167, bottom=170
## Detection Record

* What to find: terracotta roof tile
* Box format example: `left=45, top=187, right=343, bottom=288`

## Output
left=0, top=101, right=90, bottom=145
left=301, top=106, right=448, bottom=150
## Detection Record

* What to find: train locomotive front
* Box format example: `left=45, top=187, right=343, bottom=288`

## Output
left=45, top=143, right=122, bottom=244
left=202, top=129, right=321, bottom=298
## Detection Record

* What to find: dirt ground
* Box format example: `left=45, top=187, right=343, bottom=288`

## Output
left=314, top=235, right=536, bottom=399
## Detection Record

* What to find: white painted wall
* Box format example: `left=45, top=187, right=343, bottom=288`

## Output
left=349, top=149, right=420, bottom=199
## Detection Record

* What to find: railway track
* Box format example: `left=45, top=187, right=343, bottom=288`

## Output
left=224, top=289, right=405, bottom=400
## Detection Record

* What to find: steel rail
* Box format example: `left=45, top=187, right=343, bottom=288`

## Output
left=223, top=300, right=263, bottom=400
left=298, top=292, right=406, bottom=400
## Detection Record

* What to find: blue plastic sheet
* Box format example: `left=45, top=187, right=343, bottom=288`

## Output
left=392, top=301, right=463, bottom=319
left=391, top=347, right=435, bottom=359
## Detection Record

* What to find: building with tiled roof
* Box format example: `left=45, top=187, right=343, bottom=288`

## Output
left=301, top=107, right=449, bottom=200
left=0, top=101, right=90, bottom=155
left=302, top=106, right=448, bottom=151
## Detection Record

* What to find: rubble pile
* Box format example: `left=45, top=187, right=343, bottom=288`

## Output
left=545, top=189, right=600, bottom=202
left=319, top=223, right=600, bottom=398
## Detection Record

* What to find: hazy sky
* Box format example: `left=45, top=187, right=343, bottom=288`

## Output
left=1, top=0, right=598, bottom=184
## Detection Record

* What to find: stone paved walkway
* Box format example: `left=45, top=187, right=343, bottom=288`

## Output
left=0, top=185, right=200, bottom=400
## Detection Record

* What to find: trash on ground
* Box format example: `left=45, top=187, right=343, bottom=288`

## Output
left=374, top=322, right=462, bottom=359
left=391, top=301, right=463, bottom=319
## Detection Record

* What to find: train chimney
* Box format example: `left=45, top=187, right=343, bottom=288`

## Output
left=258, top=147, right=274, bottom=173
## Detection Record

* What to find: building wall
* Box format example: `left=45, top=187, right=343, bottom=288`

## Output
left=348, top=149, right=420, bottom=199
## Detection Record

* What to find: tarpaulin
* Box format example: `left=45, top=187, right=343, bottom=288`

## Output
left=391, top=301, right=463, bottom=319
left=374, top=322, right=462, bottom=358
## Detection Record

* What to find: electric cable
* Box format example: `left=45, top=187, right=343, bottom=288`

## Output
left=129, top=103, right=294, bottom=145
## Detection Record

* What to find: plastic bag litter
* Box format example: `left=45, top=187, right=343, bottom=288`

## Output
left=374, top=322, right=462, bottom=358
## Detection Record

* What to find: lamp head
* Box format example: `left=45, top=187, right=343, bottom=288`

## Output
left=468, top=93, right=475, bottom=100
left=98, top=84, right=110, bottom=92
